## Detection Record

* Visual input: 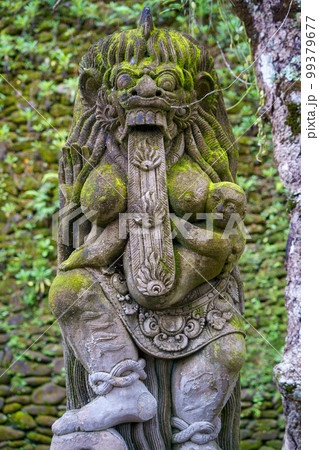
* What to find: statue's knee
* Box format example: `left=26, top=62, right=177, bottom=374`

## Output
left=49, top=269, right=96, bottom=318
left=210, top=333, right=246, bottom=373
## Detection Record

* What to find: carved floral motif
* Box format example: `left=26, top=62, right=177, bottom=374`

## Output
left=116, top=281, right=236, bottom=352
left=136, top=251, right=173, bottom=296
left=132, top=191, right=165, bottom=228
left=132, top=139, right=162, bottom=171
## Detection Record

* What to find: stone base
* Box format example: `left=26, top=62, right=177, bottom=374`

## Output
left=50, top=429, right=128, bottom=450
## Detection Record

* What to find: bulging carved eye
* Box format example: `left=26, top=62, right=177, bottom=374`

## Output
left=157, top=73, right=176, bottom=92
left=84, top=77, right=100, bottom=96
left=79, top=71, right=102, bottom=105
left=116, top=73, right=134, bottom=90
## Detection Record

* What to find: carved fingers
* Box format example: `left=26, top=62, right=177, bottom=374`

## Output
left=60, top=142, right=96, bottom=205
left=61, top=143, right=84, bottom=185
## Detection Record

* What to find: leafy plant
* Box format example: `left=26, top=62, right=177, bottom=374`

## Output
left=23, top=173, right=59, bottom=222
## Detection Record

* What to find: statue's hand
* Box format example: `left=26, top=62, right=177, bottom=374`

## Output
left=59, top=245, right=88, bottom=271
left=219, top=230, right=246, bottom=276
left=59, top=219, right=126, bottom=271
left=172, top=215, right=245, bottom=276
left=60, top=143, right=91, bottom=205
left=171, top=216, right=231, bottom=259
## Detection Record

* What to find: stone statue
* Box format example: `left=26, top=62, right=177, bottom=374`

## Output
left=49, top=7, right=247, bottom=450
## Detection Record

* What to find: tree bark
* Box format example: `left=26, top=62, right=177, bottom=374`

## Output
left=230, top=1, right=301, bottom=448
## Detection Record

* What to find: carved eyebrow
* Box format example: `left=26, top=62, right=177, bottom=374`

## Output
left=109, top=64, right=139, bottom=84
left=154, top=65, right=184, bottom=86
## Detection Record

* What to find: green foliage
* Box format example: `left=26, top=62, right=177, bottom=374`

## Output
left=1, top=173, right=58, bottom=307
left=23, top=174, right=59, bottom=222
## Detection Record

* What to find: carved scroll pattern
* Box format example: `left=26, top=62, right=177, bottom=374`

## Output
left=128, top=130, right=175, bottom=297
left=116, top=281, right=237, bottom=353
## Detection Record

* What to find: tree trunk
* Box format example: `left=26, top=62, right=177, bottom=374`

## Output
left=230, top=1, right=301, bottom=448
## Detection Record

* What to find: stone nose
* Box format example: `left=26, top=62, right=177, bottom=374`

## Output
left=130, top=76, right=161, bottom=98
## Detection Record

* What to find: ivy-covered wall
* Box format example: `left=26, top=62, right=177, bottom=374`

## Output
left=0, top=1, right=289, bottom=449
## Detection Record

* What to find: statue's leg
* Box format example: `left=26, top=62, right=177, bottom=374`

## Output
left=171, top=334, right=245, bottom=449
left=49, top=269, right=157, bottom=436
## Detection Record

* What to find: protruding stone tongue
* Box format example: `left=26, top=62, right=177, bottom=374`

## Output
left=127, top=129, right=175, bottom=297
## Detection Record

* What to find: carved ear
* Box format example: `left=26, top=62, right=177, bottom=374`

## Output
left=194, top=72, right=215, bottom=111
left=79, top=69, right=102, bottom=105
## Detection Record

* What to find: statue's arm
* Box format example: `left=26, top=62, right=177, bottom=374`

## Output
left=172, top=216, right=231, bottom=258
left=172, top=215, right=245, bottom=266
left=59, top=219, right=126, bottom=271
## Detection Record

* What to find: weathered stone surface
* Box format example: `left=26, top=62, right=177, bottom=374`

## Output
left=0, top=369, right=11, bottom=385
left=35, top=425, right=53, bottom=436
left=3, top=403, right=21, bottom=414
left=49, top=7, right=248, bottom=448
left=0, top=425, right=25, bottom=440
left=50, top=429, right=128, bottom=450
left=24, top=377, right=51, bottom=387
left=10, top=386, right=32, bottom=395
left=32, top=383, right=66, bottom=405
left=0, top=413, right=7, bottom=424
left=25, top=351, right=51, bottom=363
left=53, top=358, right=64, bottom=375
left=10, top=360, right=52, bottom=376
left=259, top=447, right=277, bottom=450
left=0, top=385, right=10, bottom=397
left=52, top=381, right=157, bottom=436
left=0, top=4, right=291, bottom=447
left=260, top=410, right=278, bottom=419
left=0, top=334, right=8, bottom=344
left=240, top=440, right=263, bottom=450
left=55, top=378, right=66, bottom=388
left=7, top=440, right=29, bottom=448
left=8, top=313, right=24, bottom=326
left=240, top=429, right=252, bottom=439
left=1, top=349, right=12, bottom=366
left=264, top=440, right=282, bottom=449
left=9, top=411, right=37, bottom=430
left=35, top=415, right=57, bottom=427
left=252, top=419, right=277, bottom=431
left=5, top=395, right=31, bottom=405
left=251, top=430, right=278, bottom=440
left=0, top=350, right=4, bottom=366
left=42, top=344, right=63, bottom=357
left=27, top=431, right=52, bottom=444
left=24, top=405, right=58, bottom=416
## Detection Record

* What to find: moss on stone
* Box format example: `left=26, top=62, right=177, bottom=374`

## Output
left=49, top=269, right=95, bottom=315
left=3, top=403, right=22, bottom=415
left=26, top=431, right=52, bottom=444
left=10, top=411, right=36, bottom=430
left=285, top=102, right=301, bottom=136
left=0, top=425, right=25, bottom=440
